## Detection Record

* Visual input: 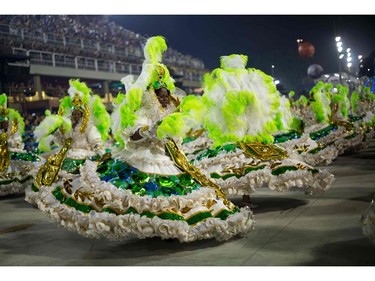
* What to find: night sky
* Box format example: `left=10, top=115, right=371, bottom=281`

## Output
left=110, top=15, right=375, bottom=91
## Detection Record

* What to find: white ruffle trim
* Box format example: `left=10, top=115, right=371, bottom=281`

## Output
left=268, top=168, right=334, bottom=194
left=0, top=159, right=43, bottom=196
left=115, top=146, right=182, bottom=175
left=193, top=149, right=334, bottom=194
left=212, top=169, right=272, bottom=196
left=25, top=169, right=77, bottom=206
left=315, top=126, right=346, bottom=146
left=67, top=148, right=98, bottom=160
left=30, top=160, right=255, bottom=242
left=0, top=176, right=33, bottom=196
left=302, top=145, right=339, bottom=166
left=275, top=133, right=339, bottom=166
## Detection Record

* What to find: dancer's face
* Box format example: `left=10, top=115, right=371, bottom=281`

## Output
left=0, top=120, right=8, bottom=131
left=155, top=88, right=170, bottom=108
left=72, top=109, right=83, bottom=128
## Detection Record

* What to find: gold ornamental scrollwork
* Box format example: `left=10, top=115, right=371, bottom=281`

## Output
left=165, top=138, right=232, bottom=209
left=34, top=138, right=72, bottom=187
left=0, top=132, right=10, bottom=172
left=332, top=120, right=354, bottom=134
left=238, top=142, right=288, bottom=161
left=10, top=120, right=18, bottom=136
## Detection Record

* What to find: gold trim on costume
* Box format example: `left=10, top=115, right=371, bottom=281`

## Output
left=238, top=142, right=288, bottom=161
left=10, top=120, right=18, bottom=136
left=0, top=132, right=10, bottom=172
left=34, top=138, right=72, bottom=187
left=165, top=138, right=233, bottom=209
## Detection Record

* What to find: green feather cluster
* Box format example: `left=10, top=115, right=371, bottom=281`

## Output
left=91, top=95, right=111, bottom=141
left=144, top=36, right=167, bottom=64
left=113, top=87, right=143, bottom=146
left=350, top=91, right=359, bottom=115
left=69, top=79, right=91, bottom=104
left=58, top=96, right=72, bottom=116
left=157, top=113, right=188, bottom=139
left=309, top=82, right=331, bottom=123
left=333, top=84, right=349, bottom=117
left=8, top=108, right=25, bottom=134
left=0, top=93, right=6, bottom=106
left=295, top=95, right=308, bottom=107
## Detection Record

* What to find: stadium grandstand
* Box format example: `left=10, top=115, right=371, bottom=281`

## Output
left=0, top=15, right=207, bottom=115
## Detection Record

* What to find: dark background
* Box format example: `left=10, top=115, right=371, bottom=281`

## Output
left=110, top=15, right=375, bottom=91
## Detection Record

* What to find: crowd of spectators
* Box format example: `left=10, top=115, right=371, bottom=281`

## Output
left=22, top=111, right=46, bottom=152
left=0, top=15, right=206, bottom=70
left=1, top=15, right=206, bottom=138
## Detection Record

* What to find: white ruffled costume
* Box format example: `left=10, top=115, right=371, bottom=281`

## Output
left=27, top=36, right=254, bottom=243
left=275, top=93, right=339, bottom=166
left=25, top=80, right=110, bottom=205
left=0, top=94, right=42, bottom=196
left=190, top=55, right=334, bottom=196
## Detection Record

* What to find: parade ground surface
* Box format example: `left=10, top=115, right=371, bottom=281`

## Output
left=1, top=142, right=375, bottom=266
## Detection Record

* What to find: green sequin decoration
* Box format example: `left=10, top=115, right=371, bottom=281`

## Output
left=215, top=209, right=237, bottom=220
left=182, top=136, right=198, bottom=144
left=186, top=212, right=213, bottom=225
left=195, top=143, right=238, bottom=161
left=102, top=207, right=118, bottom=214
left=211, top=172, right=240, bottom=180
left=31, top=182, right=39, bottom=192
left=62, top=158, right=86, bottom=174
left=309, top=124, right=338, bottom=141
left=52, top=186, right=65, bottom=203
left=140, top=211, right=155, bottom=219
left=274, top=131, right=302, bottom=144
left=65, top=197, right=92, bottom=213
left=158, top=212, right=185, bottom=221
left=11, top=151, right=40, bottom=162
left=271, top=166, right=298, bottom=176
left=97, top=158, right=201, bottom=198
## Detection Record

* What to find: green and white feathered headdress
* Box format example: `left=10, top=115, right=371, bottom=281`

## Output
left=201, top=54, right=281, bottom=146
left=34, top=110, right=71, bottom=152
left=0, top=93, right=25, bottom=134
left=35, top=79, right=111, bottom=152
left=309, top=81, right=332, bottom=123
left=112, top=36, right=176, bottom=147
left=332, top=84, right=350, bottom=118
left=58, top=79, right=91, bottom=117
left=0, top=93, right=8, bottom=122
left=157, top=94, right=206, bottom=140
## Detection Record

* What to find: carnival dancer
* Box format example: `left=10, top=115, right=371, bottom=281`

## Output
left=348, top=85, right=375, bottom=151
left=0, top=94, right=41, bottom=196
left=25, top=79, right=111, bottom=204
left=29, top=36, right=254, bottom=243
left=187, top=55, right=334, bottom=205
left=273, top=91, right=339, bottom=166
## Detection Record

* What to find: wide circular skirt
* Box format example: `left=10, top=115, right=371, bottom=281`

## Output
left=28, top=158, right=255, bottom=243
left=191, top=143, right=334, bottom=196
left=0, top=151, right=41, bottom=196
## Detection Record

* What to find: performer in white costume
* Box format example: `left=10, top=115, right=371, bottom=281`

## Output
left=27, top=36, right=254, bottom=243
left=0, top=94, right=41, bottom=196
left=185, top=55, right=334, bottom=205
left=25, top=80, right=111, bottom=204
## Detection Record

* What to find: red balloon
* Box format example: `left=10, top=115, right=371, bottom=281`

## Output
left=298, top=42, right=315, bottom=58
